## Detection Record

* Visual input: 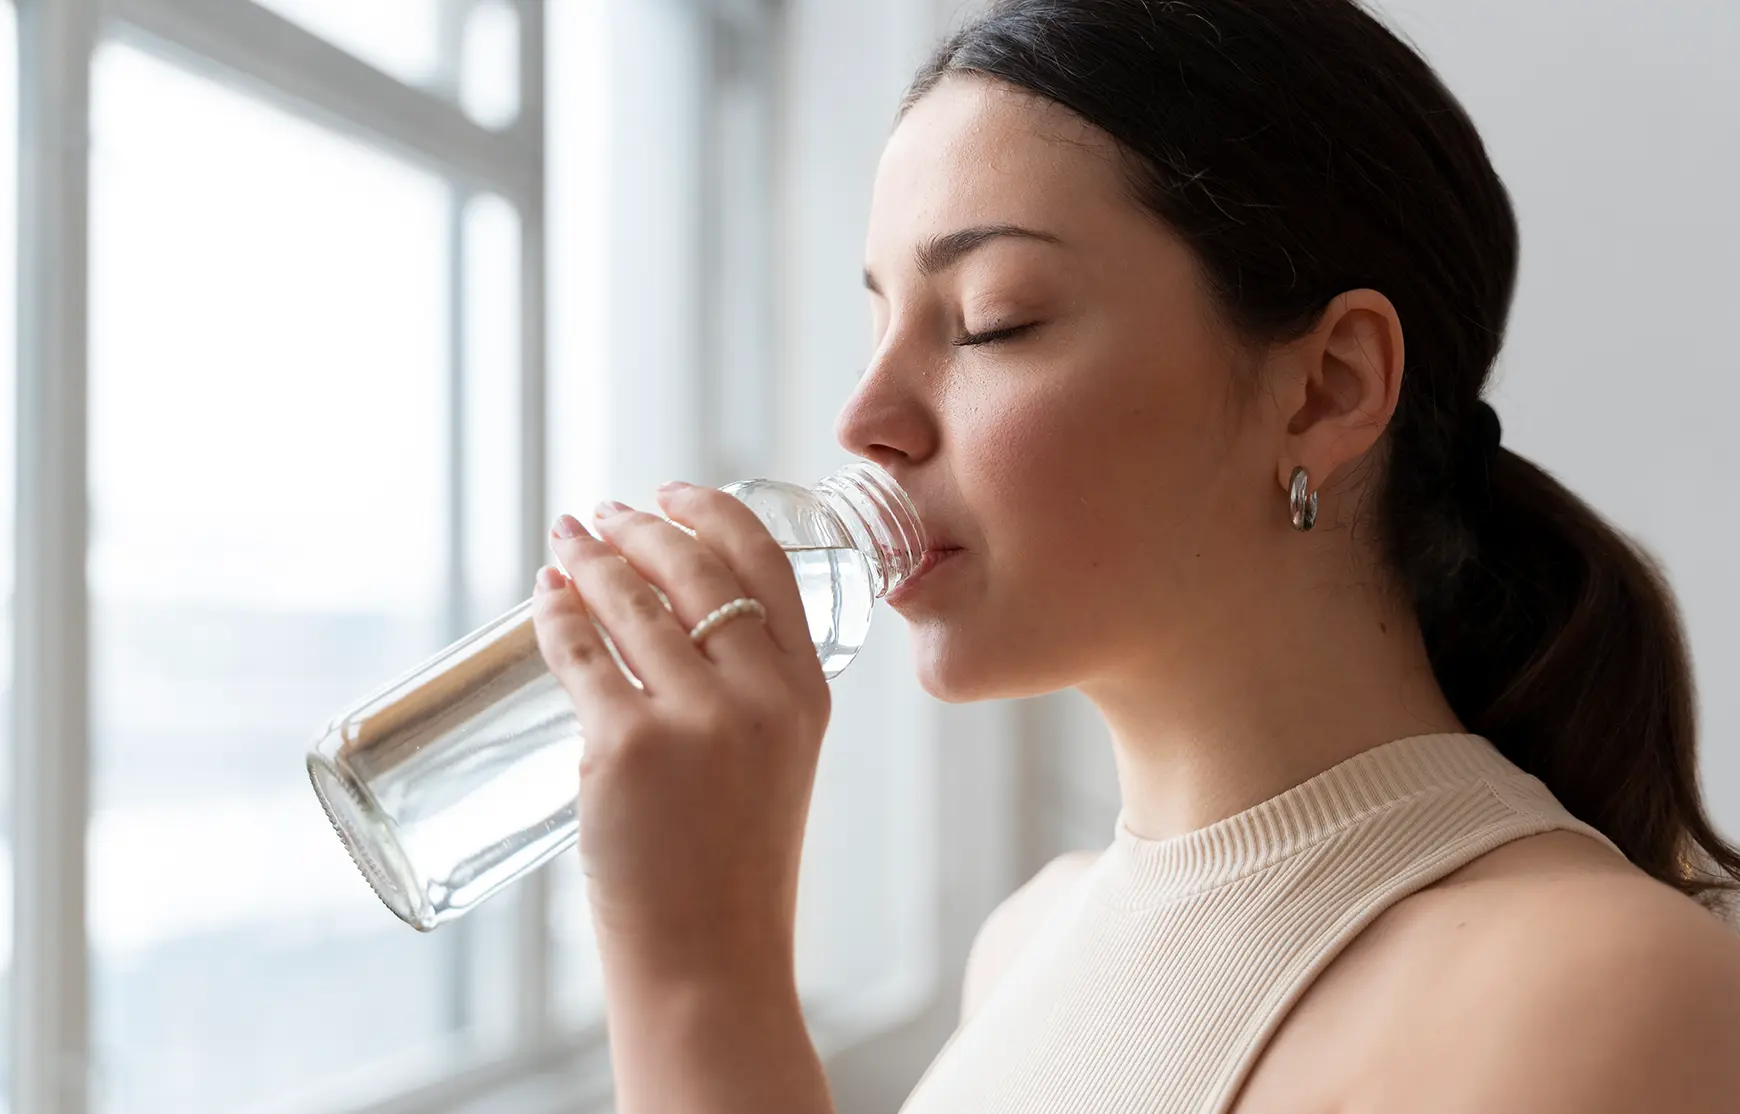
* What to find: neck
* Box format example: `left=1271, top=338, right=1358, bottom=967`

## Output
left=1079, top=556, right=1463, bottom=843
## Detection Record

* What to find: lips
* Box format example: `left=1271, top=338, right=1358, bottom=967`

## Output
left=887, top=545, right=963, bottom=606
left=924, top=544, right=963, bottom=565
left=883, top=478, right=965, bottom=602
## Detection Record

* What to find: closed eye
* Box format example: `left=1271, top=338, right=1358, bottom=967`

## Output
left=954, top=322, right=1040, bottom=348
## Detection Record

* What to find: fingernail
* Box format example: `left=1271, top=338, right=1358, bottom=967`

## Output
left=551, top=514, right=585, bottom=539
left=594, top=499, right=632, bottom=519
left=534, top=565, right=564, bottom=593
left=657, top=480, right=693, bottom=493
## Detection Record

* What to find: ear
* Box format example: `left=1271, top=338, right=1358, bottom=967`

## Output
left=1271, top=289, right=1406, bottom=502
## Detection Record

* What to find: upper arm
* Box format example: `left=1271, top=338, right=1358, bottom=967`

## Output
left=1446, top=881, right=1740, bottom=1113
left=960, top=850, right=1099, bottom=1025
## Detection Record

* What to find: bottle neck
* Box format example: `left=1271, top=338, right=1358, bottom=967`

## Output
left=812, top=461, right=928, bottom=599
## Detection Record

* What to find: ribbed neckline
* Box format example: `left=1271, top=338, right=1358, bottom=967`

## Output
left=1095, top=733, right=1508, bottom=909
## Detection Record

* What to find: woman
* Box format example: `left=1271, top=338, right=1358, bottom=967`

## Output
left=529, top=0, right=1740, bottom=1110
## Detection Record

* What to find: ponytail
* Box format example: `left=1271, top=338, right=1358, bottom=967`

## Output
left=1420, top=446, right=1740, bottom=905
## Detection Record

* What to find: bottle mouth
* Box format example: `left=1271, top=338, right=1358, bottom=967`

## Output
left=816, top=460, right=928, bottom=598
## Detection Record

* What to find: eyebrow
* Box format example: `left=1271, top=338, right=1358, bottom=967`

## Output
left=862, top=224, right=1064, bottom=294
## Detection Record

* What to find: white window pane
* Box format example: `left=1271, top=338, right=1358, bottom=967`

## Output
left=87, top=43, right=509, bottom=1113
left=252, top=0, right=443, bottom=89
left=462, top=192, right=522, bottom=623
left=546, top=0, right=611, bottom=1029
left=0, top=2, right=16, bottom=1104
left=462, top=0, right=521, bottom=130
left=548, top=857, right=604, bottom=1022
left=546, top=0, right=611, bottom=533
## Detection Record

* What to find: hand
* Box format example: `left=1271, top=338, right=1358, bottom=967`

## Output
left=530, top=481, right=831, bottom=985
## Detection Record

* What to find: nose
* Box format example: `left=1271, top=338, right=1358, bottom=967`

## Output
left=833, top=339, right=940, bottom=470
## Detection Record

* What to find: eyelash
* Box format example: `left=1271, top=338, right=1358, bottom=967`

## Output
left=954, top=322, right=1039, bottom=348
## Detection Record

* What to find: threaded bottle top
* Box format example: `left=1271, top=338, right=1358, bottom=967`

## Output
left=812, top=460, right=928, bottom=599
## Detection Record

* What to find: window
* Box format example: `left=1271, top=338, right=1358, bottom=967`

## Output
left=86, top=43, right=517, bottom=1112
left=9, top=0, right=967, bottom=1111
left=8, top=0, right=573, bottom=1110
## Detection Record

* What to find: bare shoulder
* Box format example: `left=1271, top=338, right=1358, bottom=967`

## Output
left=1363, top=831, right=1740, bottom=1112
left=960, top=850, right=1102, bottom=1023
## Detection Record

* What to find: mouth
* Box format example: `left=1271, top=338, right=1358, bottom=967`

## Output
left=886, top=546, right=964, bottom=607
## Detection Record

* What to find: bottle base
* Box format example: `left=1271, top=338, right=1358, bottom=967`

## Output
left=307, top=754, right=437, bottom=931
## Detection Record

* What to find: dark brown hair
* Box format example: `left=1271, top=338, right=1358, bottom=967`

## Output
left=909, top=0, right=1739, bottom=904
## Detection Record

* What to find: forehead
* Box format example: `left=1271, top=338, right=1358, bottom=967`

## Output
left=869, top=76, right=1134, bottom=255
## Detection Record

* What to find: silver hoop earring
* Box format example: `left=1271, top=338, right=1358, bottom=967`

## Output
left=1289, top=467, right=1318, bottom=532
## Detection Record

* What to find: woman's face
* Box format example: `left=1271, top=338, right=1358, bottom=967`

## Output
left=838, top=76, right=1284, bottom=702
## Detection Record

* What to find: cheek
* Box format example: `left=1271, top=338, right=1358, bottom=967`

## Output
left=951, top=380, right=1083, bottom=545
left=955, top=370, right=1203, bottom=570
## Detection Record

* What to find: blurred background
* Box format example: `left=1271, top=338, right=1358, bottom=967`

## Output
left=0, top=0, right=1734, bottom=1111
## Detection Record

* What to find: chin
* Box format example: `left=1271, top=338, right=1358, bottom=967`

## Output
left=913, top=662, right=988, bottom=704
left=906, top=625, right=1063, bottom=704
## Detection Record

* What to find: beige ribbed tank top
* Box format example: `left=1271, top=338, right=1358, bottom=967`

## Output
left=900, top=733, right=1620, bottom=1114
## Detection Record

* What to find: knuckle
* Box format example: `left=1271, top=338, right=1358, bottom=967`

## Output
left=549, top=530, right=601, bottom=566
left=686, top=490, right=749, bottom=534
left=675, top=547, right=717, bottom=585
left=680, top=485, right=724, bottom=510
left=612, top=513, right=684, bottom=554
left=611, top=512, right=660, bottom=541
left=742, top=522, right=784, bottom=557
left=531, top=594, right=562, bottom=626
left=549, top=634, right=606, bottom=675
left=580, top=548, right=629, bottom=580
left=623, top=587, right=670, bottom=624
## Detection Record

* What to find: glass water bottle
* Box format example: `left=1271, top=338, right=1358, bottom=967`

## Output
left=307, top=460, right=926, bottom=931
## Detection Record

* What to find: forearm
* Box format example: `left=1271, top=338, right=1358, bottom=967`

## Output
left=603, top=961, right=834, bottom=1114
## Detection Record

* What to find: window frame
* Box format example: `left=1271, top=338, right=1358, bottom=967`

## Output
left=4, top=1, right=772, bottom=1112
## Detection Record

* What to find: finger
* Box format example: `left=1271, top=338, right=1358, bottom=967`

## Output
left=653, top=483, right=813, bottom=657
left=529, top=565, right=644, bottom=726
left=590, top=501, right=781, bottom=671
left=548, top=516, right=711, bottom=695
